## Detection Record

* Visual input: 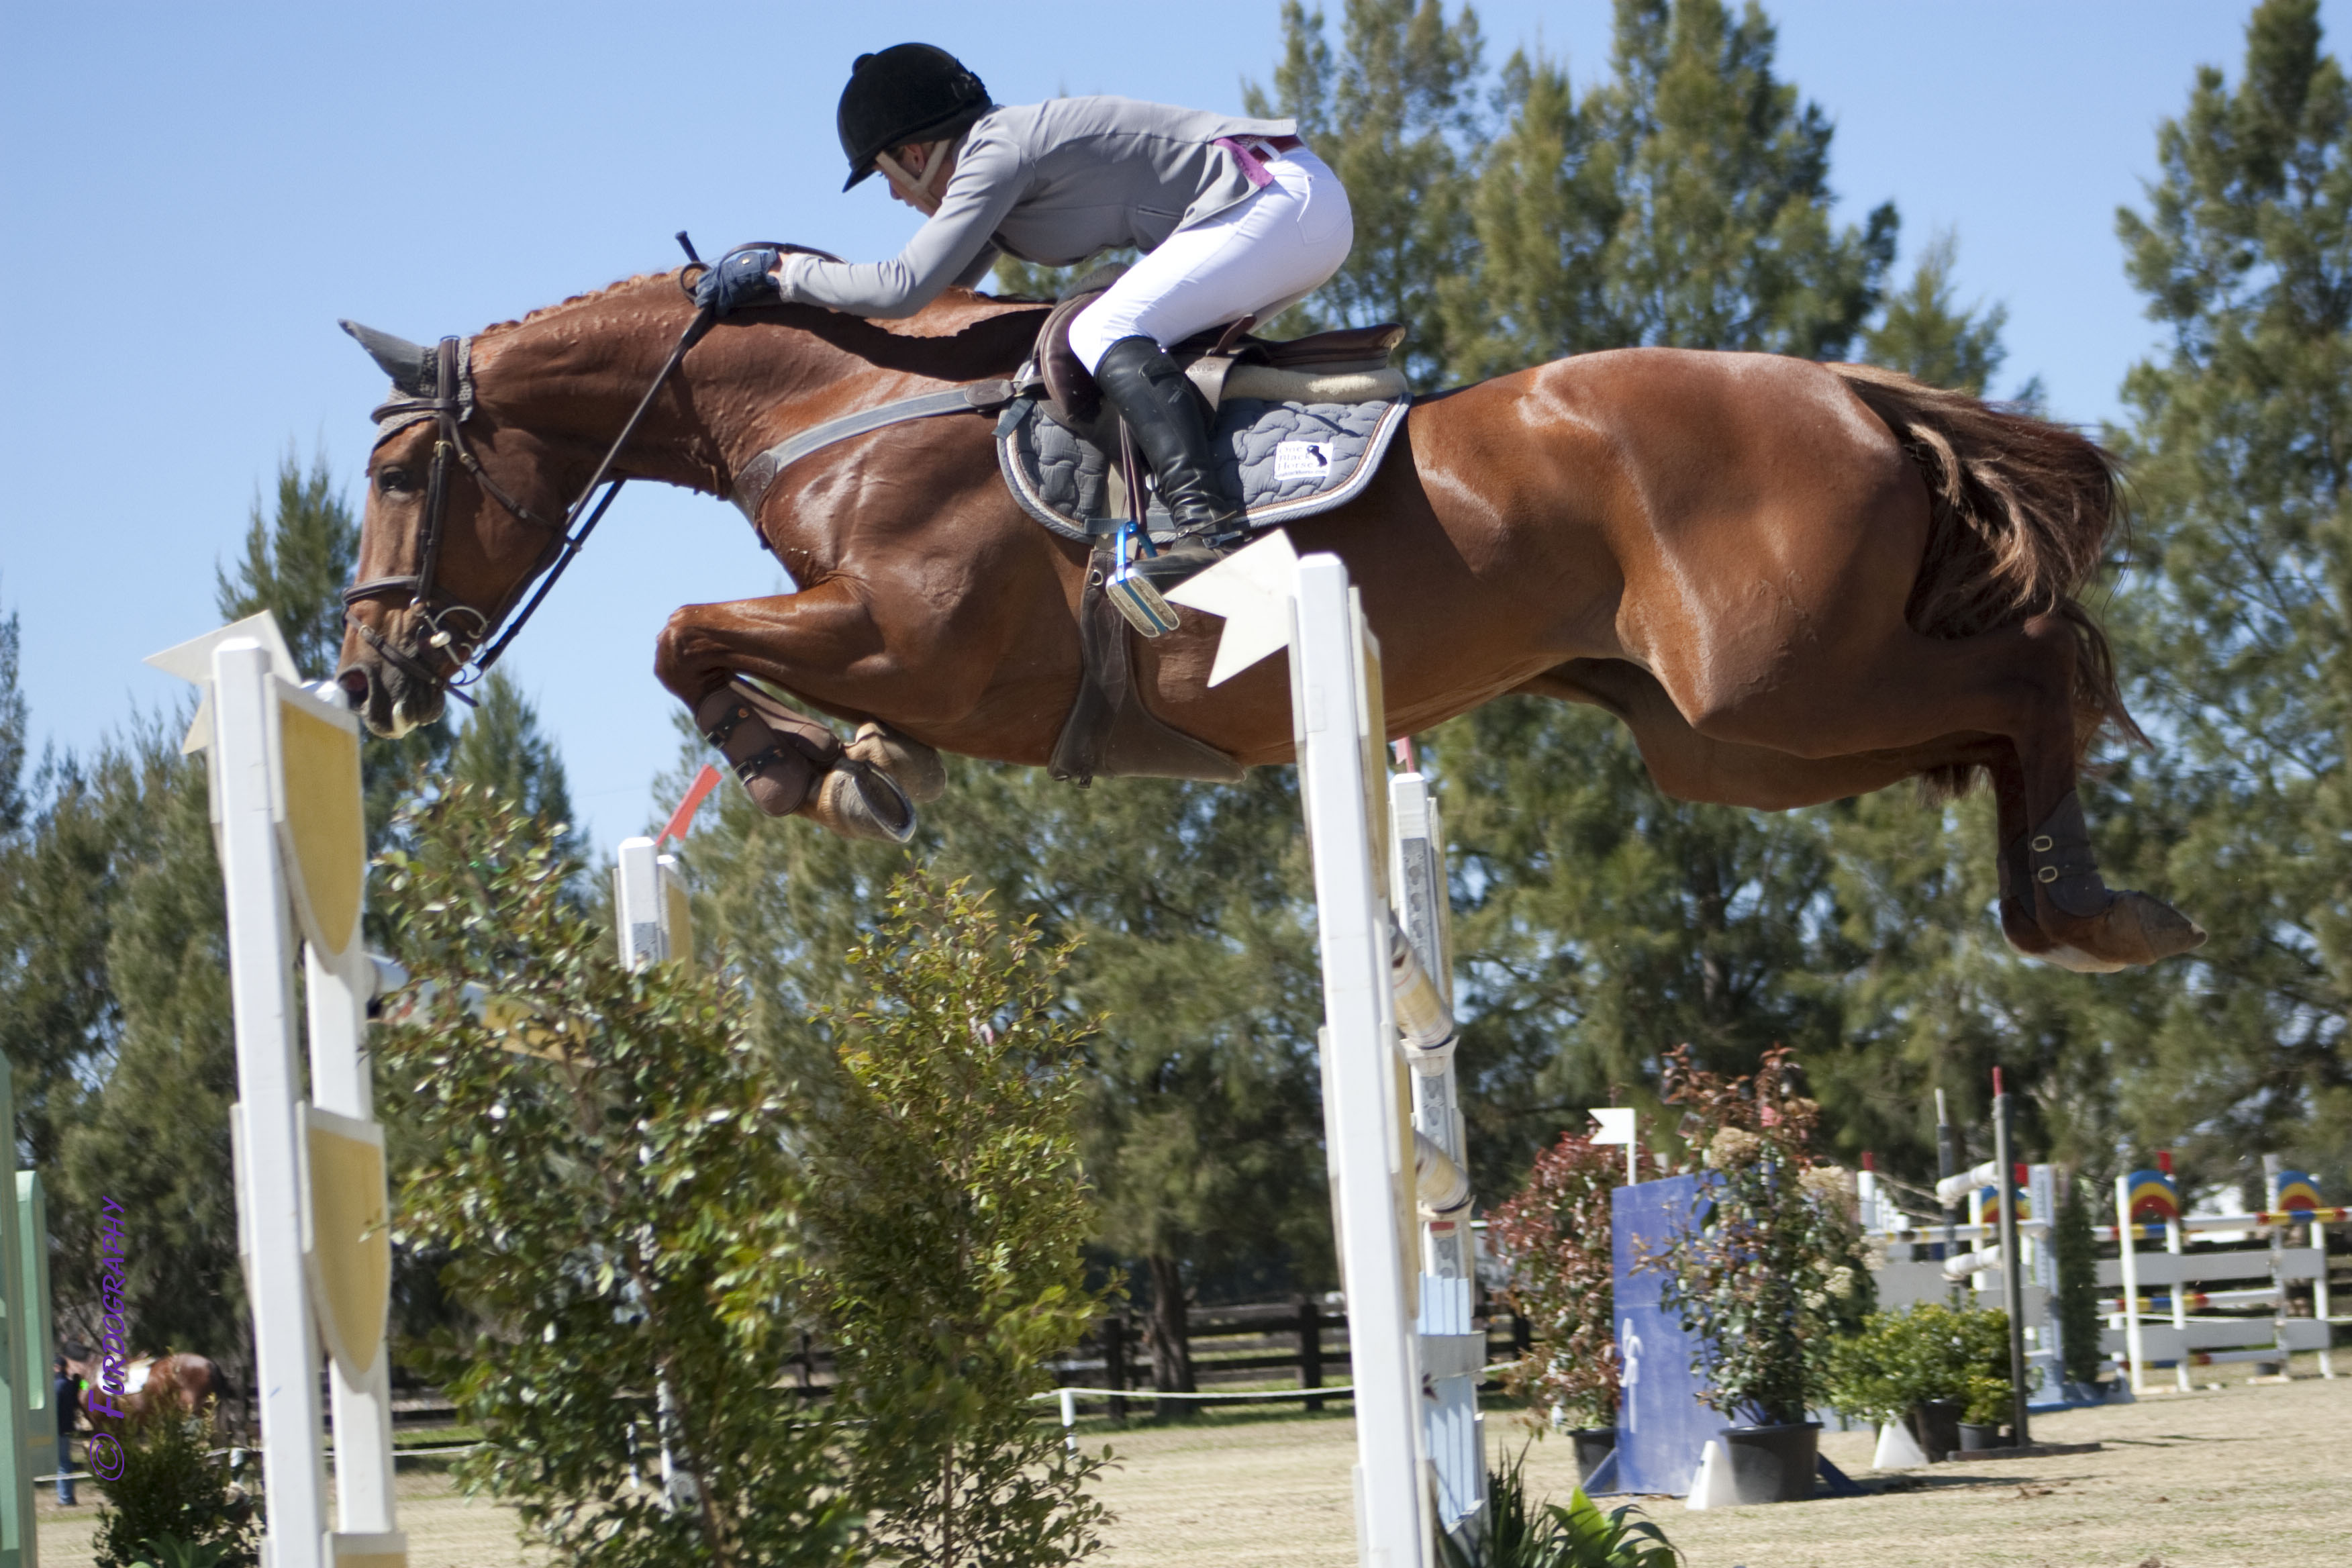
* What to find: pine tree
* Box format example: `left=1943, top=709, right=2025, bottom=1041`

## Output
left=0, top=603, right=25, bottom=835
left=60, top=728, right=242, bottom=1371
left=1440, top=48, right=1622, bottom=381
left=2104, top=0, right=2352, bottom=1189
left=213, top=451, right=358, bottom=679
left=1426, top=0, right=1902, bottom=1187
left=1444, top=0, right=1896, bottom=379
left=1861, top=232, right=2009, bottom=396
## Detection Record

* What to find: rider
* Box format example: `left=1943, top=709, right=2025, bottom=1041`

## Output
left=694, top=43, right=1355, bottom=593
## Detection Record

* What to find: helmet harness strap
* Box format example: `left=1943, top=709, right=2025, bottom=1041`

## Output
left=874, top=134, right=960, bottom=216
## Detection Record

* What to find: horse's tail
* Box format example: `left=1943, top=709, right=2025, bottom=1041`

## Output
left=1831, top=362, right=2143, bottom=796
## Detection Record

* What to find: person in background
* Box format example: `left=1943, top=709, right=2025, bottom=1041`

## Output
left=52, top=1351, right=80, bottom=1505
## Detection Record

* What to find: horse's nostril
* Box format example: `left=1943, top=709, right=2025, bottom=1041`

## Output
left=335, top=669, right=371, bottom=709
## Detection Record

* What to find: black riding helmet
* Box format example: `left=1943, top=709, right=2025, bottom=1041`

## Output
left=838, top=44, right=993, bottom=191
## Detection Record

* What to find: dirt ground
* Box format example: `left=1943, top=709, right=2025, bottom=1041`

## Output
left=1078, top=1357, right=2352, bottom=1568
left=30, top=1358, right=2347, bottom=1567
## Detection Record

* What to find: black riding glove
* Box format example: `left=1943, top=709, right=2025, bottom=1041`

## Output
left=695, top=246, right=783, bottom=317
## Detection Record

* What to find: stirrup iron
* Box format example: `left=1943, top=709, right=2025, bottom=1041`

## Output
left=1107, top=520, right=1178, bottom=638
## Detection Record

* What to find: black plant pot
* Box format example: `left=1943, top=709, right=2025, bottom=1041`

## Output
left=1957, top=1421, right=2005, bottom=1452
left=1909, top=1400, right=1963, bottom=1461
left=1720, top=1421, right=1820, bottom=1504
left=1569, top=1426, right=1617, bottom=1483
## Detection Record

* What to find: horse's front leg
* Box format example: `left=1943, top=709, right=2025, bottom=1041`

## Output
left=653, top=581, right=949, bottom=841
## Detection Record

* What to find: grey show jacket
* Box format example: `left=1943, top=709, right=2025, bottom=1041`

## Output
left=780, top=96, right=1299, bottom=319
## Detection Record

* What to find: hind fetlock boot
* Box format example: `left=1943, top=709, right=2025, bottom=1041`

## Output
left=1093, top=334, right=1249, bottom=593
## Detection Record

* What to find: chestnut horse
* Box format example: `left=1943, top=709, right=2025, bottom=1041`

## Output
left=335, top=269, right=2202, bottom=972
left=66, top=1351, right=226, bottom=1426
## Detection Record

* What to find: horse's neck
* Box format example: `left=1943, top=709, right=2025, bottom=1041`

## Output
left=471, top=281, right=1048, bottom=500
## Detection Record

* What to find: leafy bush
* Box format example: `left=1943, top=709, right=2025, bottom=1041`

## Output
left=1489, top=1132, right=1655, bottom=1428
left=1641, top=1046, right=1873, bottom=1425
left=803, top=871, right=1113, bottom=1568
left=1437, top=1449, right=1681, bottom=1567
left=1824, top=1302, right=2022, bottom=1428
left=90, top=1406, right=254, bottom=1568
left=377, top=787, right=854, bottom=1567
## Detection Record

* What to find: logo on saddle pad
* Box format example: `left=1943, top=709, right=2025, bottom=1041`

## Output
left=1273, top=440, right=1334, bottom=482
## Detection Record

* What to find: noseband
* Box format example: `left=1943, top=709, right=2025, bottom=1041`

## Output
left=343, top=272, right=715, bottom=704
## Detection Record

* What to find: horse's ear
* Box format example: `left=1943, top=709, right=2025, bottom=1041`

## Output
left=340, top=320, right=433, bottom=395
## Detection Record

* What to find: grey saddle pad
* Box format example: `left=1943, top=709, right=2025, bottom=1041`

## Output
left=997, top=390, right=1412, bottom=542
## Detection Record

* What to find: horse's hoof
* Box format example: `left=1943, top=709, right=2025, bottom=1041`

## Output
left=800, top=761, right=917, bottom=843
left=846, top=721, right=946, bottom=804
left=2037, top=891, right=2207, bottom=971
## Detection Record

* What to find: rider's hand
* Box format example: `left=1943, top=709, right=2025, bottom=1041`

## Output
left=694, top=246, right=783, bottom=317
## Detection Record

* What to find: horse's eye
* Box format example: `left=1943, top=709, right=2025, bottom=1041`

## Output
left=378, top=466, right=415, bottom=494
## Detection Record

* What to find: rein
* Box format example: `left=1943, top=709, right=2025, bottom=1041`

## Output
left=344, top=254, right=716, bottom=702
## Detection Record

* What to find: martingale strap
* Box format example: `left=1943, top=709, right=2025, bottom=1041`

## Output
left=732, top=381, right=1013, bottom=519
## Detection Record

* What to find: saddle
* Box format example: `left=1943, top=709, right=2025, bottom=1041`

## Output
left=1022, top=270, right=1406, bottom=440
left=1012, top=274, right=1410, bottom=789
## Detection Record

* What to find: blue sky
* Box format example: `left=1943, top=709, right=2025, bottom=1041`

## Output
left=3, top=1, right=2332, bottom=851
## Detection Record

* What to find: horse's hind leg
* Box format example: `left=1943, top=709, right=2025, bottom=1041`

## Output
left=1664, top=613, right=2204, bottom=970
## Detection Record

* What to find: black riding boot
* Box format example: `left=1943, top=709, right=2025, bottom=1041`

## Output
left=1093, top=334, right=1249, bottom=592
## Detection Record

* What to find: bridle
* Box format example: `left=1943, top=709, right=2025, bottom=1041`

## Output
left=342, top=242, right=718, bottom=705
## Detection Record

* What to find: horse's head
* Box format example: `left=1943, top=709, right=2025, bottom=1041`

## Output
left=334, top=322, right=575, bottom=736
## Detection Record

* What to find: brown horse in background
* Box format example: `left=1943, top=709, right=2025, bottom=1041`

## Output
left=66, top=1351, right=226, bottom=1427
left=334, top=270, right=2202, bottom=973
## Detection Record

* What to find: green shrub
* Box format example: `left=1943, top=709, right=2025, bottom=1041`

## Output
left=377, top=787, right=854, bottom=1567
left=1438, top=1449, right=1681, bottom=1567
left=803, top=871, right=1113, bottom=1568
left=1643, top=1047, right=1874, bottom=1425
left=1825, top=1302, right=2024, bottom=1428
left=89, top=1407, right=254, bottom=1568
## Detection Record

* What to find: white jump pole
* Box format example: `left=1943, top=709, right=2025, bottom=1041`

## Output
left=151, top=618, right=405, bottom=1568
left=1290, top=554, right=1432, bottom=1568
left=2114, top=1174, right=2147, bottom=1395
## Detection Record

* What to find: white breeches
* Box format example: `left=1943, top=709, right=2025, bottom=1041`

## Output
left=1067, top=146, right=1354, bottom=372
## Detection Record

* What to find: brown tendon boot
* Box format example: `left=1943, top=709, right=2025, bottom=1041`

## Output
left=716, top=683, right=919, bottom=843
left=693, top=685, right=840, bottom=818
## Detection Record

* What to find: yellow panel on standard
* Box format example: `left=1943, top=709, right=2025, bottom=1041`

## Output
left=276, top=689, right=366, bottom=959
left=299, top=1107, right=391, bottom=1385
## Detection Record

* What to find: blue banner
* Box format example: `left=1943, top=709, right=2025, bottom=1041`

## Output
left=1608, top=1175, right=1721, bottom=1496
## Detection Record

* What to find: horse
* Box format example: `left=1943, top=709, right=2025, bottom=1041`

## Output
left=334, top=268, right=2203, bottom=973
left=66, top=1351, right=226, bottom=1426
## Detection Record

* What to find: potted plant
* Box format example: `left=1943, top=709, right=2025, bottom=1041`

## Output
left=1489, top=1130, right=1656, bottom=1479
left=1824, top=1302, right=2019, bottom=1460
left=1640, top=1046, right=1873, bottom=1504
